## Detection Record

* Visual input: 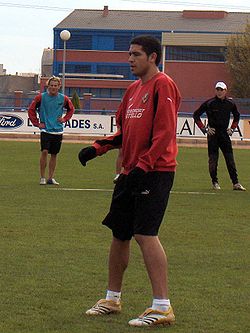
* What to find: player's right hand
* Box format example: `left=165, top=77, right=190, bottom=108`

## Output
left=207, top=126, right=216, bottom=136
left=126, top=167, right=146, bottom=195
left=39, top=122, right=46, bottom=129
left=227, top=128, right=234, bottom=136
left=78, top=146, right=97, bottom=166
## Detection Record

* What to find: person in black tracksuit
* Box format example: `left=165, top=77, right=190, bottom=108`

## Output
left=193, top=81, right=246, bottom=191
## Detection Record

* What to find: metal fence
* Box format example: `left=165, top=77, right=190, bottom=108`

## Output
left=0, top=96, right=33, bottom=109
left=0, top=96, right=250, bottom=116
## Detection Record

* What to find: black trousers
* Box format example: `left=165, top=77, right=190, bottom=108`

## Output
left=207, top=131, right=238, bottom=184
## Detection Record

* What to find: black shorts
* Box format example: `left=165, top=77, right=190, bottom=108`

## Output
left=40, top=132, right=63, bottom=155
left=102, top=171, right=175, bottom=241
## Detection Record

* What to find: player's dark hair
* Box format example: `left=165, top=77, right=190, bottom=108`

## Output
left=130, top=35, right=162, bottom=66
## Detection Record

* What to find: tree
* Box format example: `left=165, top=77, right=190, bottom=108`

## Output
left=226, top=23, right=250, bottom=98
left=71, top=90, right=81, bottom=109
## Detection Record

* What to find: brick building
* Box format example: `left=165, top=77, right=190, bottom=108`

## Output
left=40, top=7, right=250, bottom=110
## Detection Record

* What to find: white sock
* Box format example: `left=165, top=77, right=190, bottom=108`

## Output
left=106, top=290, right=121, bottom=303
left=152, top=298, right=170, bottom=312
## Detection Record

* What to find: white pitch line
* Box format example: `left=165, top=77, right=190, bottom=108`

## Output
left=172, top=191, right=215, bottom=195
left=48, top=188, right=113, bottom=192
left=48, top=188, right=215, bottom=195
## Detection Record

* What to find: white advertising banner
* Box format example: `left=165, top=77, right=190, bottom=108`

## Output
left=0, top=112, right=117, bottom=136
left=0, top=111, right=247, bottom=139
left=176, top=116, right=244, bottom=139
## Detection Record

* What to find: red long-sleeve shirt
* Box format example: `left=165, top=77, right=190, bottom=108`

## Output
left=93, top=72, right=181, bottom=174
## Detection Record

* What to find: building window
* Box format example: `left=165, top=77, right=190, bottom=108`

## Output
left=166, top=46, right=226, bottom=62
left=114, top=35, right=132, bottom=51
left=57, top=33, right=92, bottom=50
left=74, top=64, right=91, bottom=73
left=66, top=87, right=125, bottom=99
left=57, top=64, right=91, bottom=74
left=97, top=64, right=132, bottom=79
left=111, top=89, right=124, bottom=98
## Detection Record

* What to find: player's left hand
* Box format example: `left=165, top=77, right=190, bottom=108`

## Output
left=58, top=117, right=65, bottom=123
left=126, top=167, right=146, bottom=194
left=78, top=146, right=97, bottom=166
left=227, top=128, right=234, bottom=136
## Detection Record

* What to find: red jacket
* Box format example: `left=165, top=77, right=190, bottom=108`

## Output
left=93, top=72, right=181, bottom=174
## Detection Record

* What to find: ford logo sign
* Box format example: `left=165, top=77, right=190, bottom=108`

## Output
left=0, top=114, right=24, bottom=130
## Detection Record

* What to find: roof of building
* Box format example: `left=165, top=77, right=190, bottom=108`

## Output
left=55, top=7, right=250, bottom=33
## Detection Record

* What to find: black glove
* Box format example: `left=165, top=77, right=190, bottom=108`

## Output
left=78, top=146, right=97, bottom=166
left=126, top=167, right=146, bottom=194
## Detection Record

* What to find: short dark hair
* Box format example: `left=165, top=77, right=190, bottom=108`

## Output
left=130, top=35, right=162, bottom=66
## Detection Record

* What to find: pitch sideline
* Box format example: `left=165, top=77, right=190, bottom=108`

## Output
left=48, top=188, right=216, bottom=195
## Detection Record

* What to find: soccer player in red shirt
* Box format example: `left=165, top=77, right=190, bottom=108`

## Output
left=79, top=35, right=181, bottom=327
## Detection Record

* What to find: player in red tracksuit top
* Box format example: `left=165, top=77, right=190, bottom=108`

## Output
left=92, top=71, right=180, bottom=175
left=79, top=35, right=181, bottom=327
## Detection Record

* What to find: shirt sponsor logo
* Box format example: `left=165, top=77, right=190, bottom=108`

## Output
left=0, top=114, right=24, bottom=130
left=126, top=108, right=145, bottom=119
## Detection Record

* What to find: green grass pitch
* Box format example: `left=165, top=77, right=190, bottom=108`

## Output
left=0, top=140, right=249, bottom=333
